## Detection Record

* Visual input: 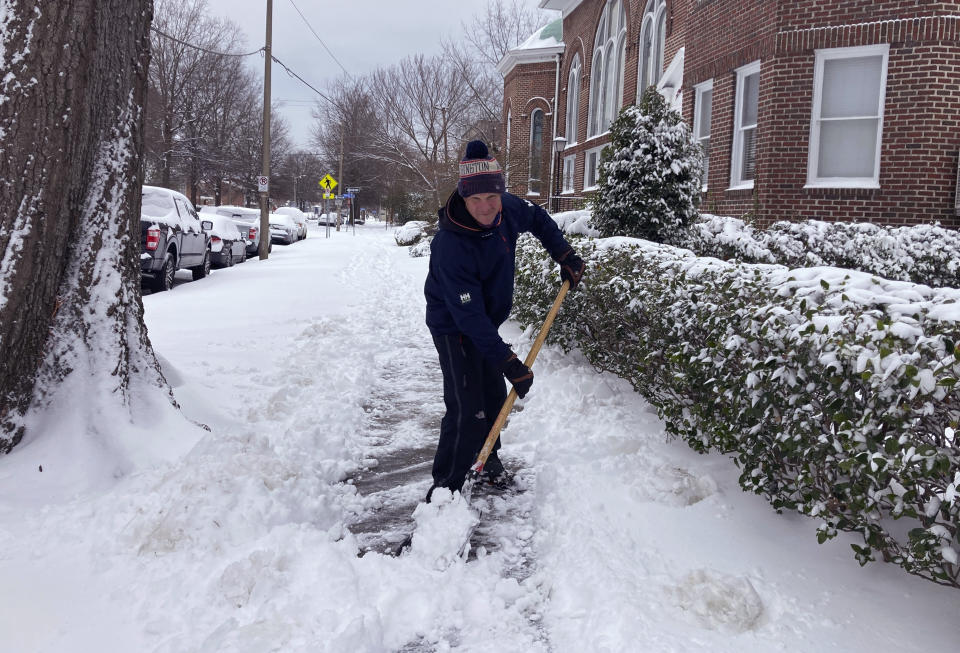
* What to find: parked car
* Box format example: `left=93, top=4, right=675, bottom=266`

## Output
left=200, top=213, right=247, bottom=268
left=275, top=206, right=308, bottom=239
left=317, top=212, right=337, bottom=226
left=268, top=212, right=299, bottom=245
left=140, top=185, right=211, bottom=292
left=199, top=205, right=267, bottom=256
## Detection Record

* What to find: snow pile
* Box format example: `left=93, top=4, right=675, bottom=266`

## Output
left=408, top=488, right=479, bottom=567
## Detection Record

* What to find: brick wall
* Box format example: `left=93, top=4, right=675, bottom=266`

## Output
left=505, top=0, right=960, bottom=226
left=685, top=1, right=960, bottom=226
left=502, top=61, right=559, bottom=199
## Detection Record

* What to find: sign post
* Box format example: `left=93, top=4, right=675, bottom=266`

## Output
left=319, top=175, right=338, bottom=238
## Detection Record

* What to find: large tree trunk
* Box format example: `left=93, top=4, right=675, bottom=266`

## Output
left=0, top=0, right=166, bottom=453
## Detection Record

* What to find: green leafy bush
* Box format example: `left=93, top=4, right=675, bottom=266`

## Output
left=685, top=214, right=960, bottom=288
left=590, top=87, right=703, bottom=243
left=515, top=233, right=960, bottom=588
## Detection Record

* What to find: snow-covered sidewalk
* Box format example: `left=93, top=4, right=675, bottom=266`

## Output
left=0, top=221, right=957, bottom=652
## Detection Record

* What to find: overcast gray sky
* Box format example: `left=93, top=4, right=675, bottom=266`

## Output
left=202, top=0, right=555, bottom=146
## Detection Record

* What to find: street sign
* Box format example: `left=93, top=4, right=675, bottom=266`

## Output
left=346, top=187, right=360, bottom=193
left=257, top=175, right=269, bottom=192
left=322, top=192, right=335, bottom=199
left=343, top=193, right=355, bottom=199
left=319, top=174, right=338, bottom=191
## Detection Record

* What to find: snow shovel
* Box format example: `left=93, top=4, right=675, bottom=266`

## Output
left=455, top=279, right=571, bottom=555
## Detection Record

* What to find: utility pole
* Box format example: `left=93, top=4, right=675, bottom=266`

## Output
left=258, top=0, right=273, bottom=260
left=338, top=128, right=346, bottom=230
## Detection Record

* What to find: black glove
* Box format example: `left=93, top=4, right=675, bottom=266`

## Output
left=501, top=353, right=533, bottom=399
left=557, top=248, right=585, bottom=290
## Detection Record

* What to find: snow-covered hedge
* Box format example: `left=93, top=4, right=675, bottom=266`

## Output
left=514, top=234, right=960, bottom=588
left=686, top=214, right=960, bottom=288
left=394, top=220, right=429, bottom=247
left=408, top=237, right=432, bottom=258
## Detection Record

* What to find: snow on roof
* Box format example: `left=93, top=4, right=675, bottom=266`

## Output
left=496, top=18, right=565, bottom=76
left=517, top=17, right=562, bottom=50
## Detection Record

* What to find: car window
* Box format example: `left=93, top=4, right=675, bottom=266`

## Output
left=142, top=188, right=176, bottom=216
left=175, top=197, right=201, bottom=233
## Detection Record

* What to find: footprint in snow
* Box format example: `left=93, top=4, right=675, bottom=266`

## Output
left=664, top=568, right=764, bottom=633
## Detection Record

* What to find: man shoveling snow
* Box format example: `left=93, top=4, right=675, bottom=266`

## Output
left=423, top=140, right=585, bottom=501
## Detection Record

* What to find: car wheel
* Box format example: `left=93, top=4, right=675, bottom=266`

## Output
left=152, top=253, right=176, bottom=292
left=226, top=249, right=235, bottom=267
left=192, top=249, right=211, bottom=280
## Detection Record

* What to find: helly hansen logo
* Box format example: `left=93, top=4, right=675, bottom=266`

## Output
left=460, top=292, right=472, bottom=304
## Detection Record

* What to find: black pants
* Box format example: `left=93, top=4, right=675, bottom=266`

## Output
left=431, top=333, right=506, bottom=491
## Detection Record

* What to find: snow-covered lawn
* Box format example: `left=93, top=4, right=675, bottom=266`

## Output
left=0, top=221, right=957, bottom=651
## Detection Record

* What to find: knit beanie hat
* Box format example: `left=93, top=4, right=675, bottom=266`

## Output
left=457, top=140, right=506, bottom=198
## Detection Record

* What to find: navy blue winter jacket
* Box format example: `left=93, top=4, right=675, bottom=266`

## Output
left=424, top=191, right=573, bottom=367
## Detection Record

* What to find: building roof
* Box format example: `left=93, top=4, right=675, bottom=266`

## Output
left=539, top=0, right=582, bottom=12
left=496, top=18, right=565, bottom=76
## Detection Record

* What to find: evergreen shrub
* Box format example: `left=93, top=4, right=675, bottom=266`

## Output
left=514, top=233, right=960, bottom=588
left=591, top=87, right=703, bottom=243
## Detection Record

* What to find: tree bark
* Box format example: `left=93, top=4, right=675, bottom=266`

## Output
left=0, top=0, right=165, bottom=452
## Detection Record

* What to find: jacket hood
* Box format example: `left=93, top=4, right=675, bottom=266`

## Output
left=437, top=190, right=502, bottom=237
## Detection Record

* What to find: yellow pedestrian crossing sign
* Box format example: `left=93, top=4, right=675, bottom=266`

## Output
left=319, top=174, right=338, bottom=191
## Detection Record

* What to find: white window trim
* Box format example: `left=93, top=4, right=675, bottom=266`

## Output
left=505, top=109, right=511, bottom=186
left=693, top=79, right=713, bottom=191
left=566, top=56, right=581, bottom=146
left=805, top=43, right=889, bottom=189
left=562, top=154, right=576, bottom=193
left=729, top=60, right=761, bottom=191
left=583, top=145, right=605, bottom=191
left=637, top=1, right=667, bottom=101
left=588, top=0, right=626, bottom=138
left=528, top=108, right=544, bottom=194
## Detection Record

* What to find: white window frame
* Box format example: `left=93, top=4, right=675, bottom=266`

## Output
left=528, top=108, right=544, bottom=195
left=693, top=79, right=713, bottom=191
left=637, top=1, right=667, bottom=100
left=562, top=154, right=576, bottom=193
left=583, top=145, right=604, bottom=191
left=729, top=60, right=761, bottom=191
left=505, top=109, right=511, bottom=186
left=587, top=0, right=626, bottom=138
left=806, top=44, right=889, bottom=189
left=565, top=55, right=581, bottom=146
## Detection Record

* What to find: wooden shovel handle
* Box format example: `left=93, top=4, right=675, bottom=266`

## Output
left=470, top=280, right=571, bottom=473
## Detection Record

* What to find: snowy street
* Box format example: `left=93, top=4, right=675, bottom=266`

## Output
left=0, top=221, right=958, bottom=652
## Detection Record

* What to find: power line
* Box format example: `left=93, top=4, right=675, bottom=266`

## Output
left=271, top=55, right=336, bottom=104
left=150, top=26, right=265, bottom=58
left=287, top=0, right=352, bottom=78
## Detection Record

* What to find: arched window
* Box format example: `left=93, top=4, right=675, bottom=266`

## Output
left=565, top=55, right=581, bottom=145
left=638, top=0, right=667, bottom=98
left=587, top=0, right=626, bottom=137
left=529, top=109, right=544, bottom=194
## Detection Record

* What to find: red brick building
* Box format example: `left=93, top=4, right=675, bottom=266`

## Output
left=500, top=1, right=960, bottom=227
